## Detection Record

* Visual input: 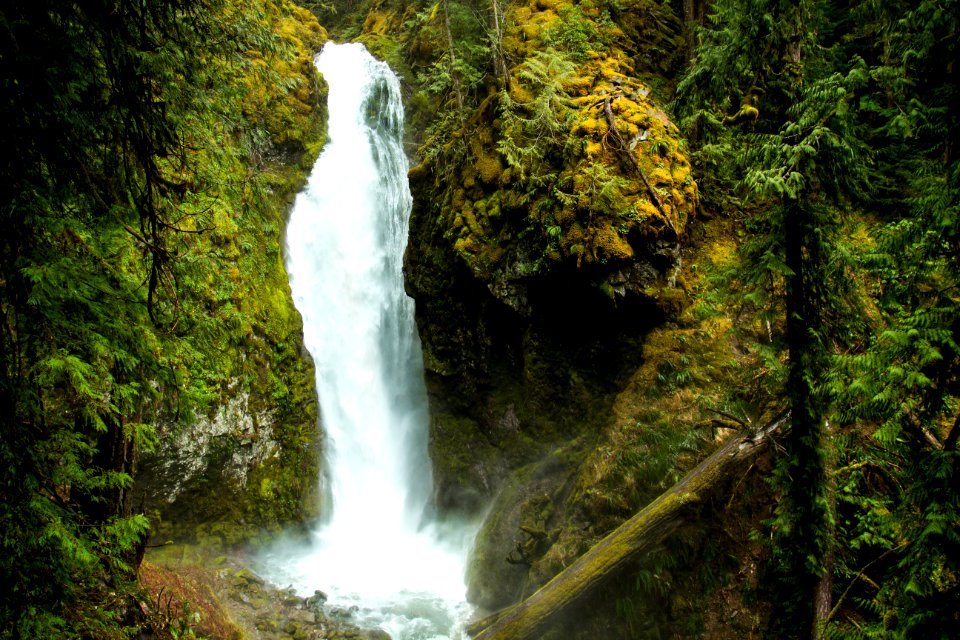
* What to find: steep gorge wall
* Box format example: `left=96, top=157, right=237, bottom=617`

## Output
left=136, top=0, right=330, bottom=544
left=394, top=0, right=699, bottom=512
left=134, top=0, right=768, bottom=633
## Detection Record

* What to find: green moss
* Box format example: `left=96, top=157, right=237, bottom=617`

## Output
left=354, top=1, right=749, bottom=636
left=138, top=0, right=326, bottom=547
left=403, top=0, right=697, bottom=306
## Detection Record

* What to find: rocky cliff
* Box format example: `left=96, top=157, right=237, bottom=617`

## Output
left=136, top=0, right=329, bottom=545
left=309, top=0, right=774, bottom=635
left=335, top=0, right=762, bottom=634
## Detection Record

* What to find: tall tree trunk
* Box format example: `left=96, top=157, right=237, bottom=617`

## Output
left=490, top=0, right=510, bottom=90
left=945, top=412, right=959, bottom=451
left=683, top=0, right=696, bottom=64
left=813, top=420, right=836, bottom=637
left=777, top=201, right=830, bottom=639
left=442, top=0, right=464, bottom=115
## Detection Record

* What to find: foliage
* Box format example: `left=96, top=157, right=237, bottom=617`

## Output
left=0, top=0, right=326, bottom=635
left=497, top=50, right=577, bottom=186
left=821, top=2, right=960, bottom=635
left=541, top=5, right=613, bottom=62
left=323, top=0, right=957, bottom=637
left=677, top=0, right=960, bottom=635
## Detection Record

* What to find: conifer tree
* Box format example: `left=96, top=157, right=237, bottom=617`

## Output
left=826, top=0, right=960, bottom=634
left=0, top=0, right=230, bottom=634
left=677, top=0, right=873, bottom=635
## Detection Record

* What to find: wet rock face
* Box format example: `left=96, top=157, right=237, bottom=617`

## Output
left=136, top=369, right=322, bottom=543
left=406, top=164, right=672, bottom=609
left=466, top=452, right=577, bottom=611
left=144, top=390, right=278, bottom=507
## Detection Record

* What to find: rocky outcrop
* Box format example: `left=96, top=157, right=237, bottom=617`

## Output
left=149, top=391, right=278, bottom=505
left=395, top=0, right=703, bottom=615
left=136, top=0, right=328, bottom=544
left=137, top=366, right=321, bottom=544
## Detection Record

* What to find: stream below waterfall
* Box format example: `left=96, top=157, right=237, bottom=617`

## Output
left=256, top=42, right=475, bottom=639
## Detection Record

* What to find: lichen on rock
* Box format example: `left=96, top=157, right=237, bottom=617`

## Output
left=150, top=390, right=277, bottom=505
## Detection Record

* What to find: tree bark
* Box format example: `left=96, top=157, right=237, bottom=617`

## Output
left=490, top=0, right=510, bottom=90
left=781, top=200, right=830, bottom=640
left=470, top=417, right=787, bottom=640
left=683, top=0, right=696, bottom=64
left=442, top=0, right=464, bottom=115
left=813, top=420, right=836, bottom=637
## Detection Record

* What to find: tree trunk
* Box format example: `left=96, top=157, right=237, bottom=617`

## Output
left=470, top=418, right=787, bottom=640
left=490, top=0, right=510, bottom=90
left=777, top=200, right=830, bottom=639
left=944, top=411, right=959, bottom=451
left=442, top=0, right=464, bottom=115
left=813, top=420, right=836, bottom=637
left=683, top=0, right=696, bottom=64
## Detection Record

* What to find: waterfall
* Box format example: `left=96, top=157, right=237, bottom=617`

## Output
left=259, top=42, right=472, bottom=639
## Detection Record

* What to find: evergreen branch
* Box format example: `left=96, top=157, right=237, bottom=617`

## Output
left=122, top=224, right=167, bottom=254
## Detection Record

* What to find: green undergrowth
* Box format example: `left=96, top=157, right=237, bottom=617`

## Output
left=549, top=211, right=792, bottom=636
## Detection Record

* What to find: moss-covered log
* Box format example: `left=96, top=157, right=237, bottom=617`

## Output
left=470, top=415, right=787, bottom=640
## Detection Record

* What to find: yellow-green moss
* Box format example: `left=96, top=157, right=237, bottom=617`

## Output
left=477, top=153, right=504, bottom=185
left=142, top=0, right=326, bottom=544
left=402, top=0, right=698, bottom=288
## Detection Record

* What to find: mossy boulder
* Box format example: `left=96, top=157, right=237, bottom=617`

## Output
left=405, top=0, right=697, bottom=320
left=467, top=450, right=578, bottom=611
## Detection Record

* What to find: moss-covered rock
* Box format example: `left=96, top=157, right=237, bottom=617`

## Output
left=394, top=4, right=702, bottom=623
left=407, top=160, right=664, bottom=517
left=137, top=0, right=329, bottom=545
left=466, top=449, right=578, bottom=611
left=404, top=0, right=697, bottom=318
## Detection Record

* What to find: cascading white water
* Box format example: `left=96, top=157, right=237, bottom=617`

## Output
left=259, top=42, right=473, bottom=639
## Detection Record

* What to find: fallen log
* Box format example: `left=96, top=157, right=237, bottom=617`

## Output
left=470, top=415, right=788, bottom=640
